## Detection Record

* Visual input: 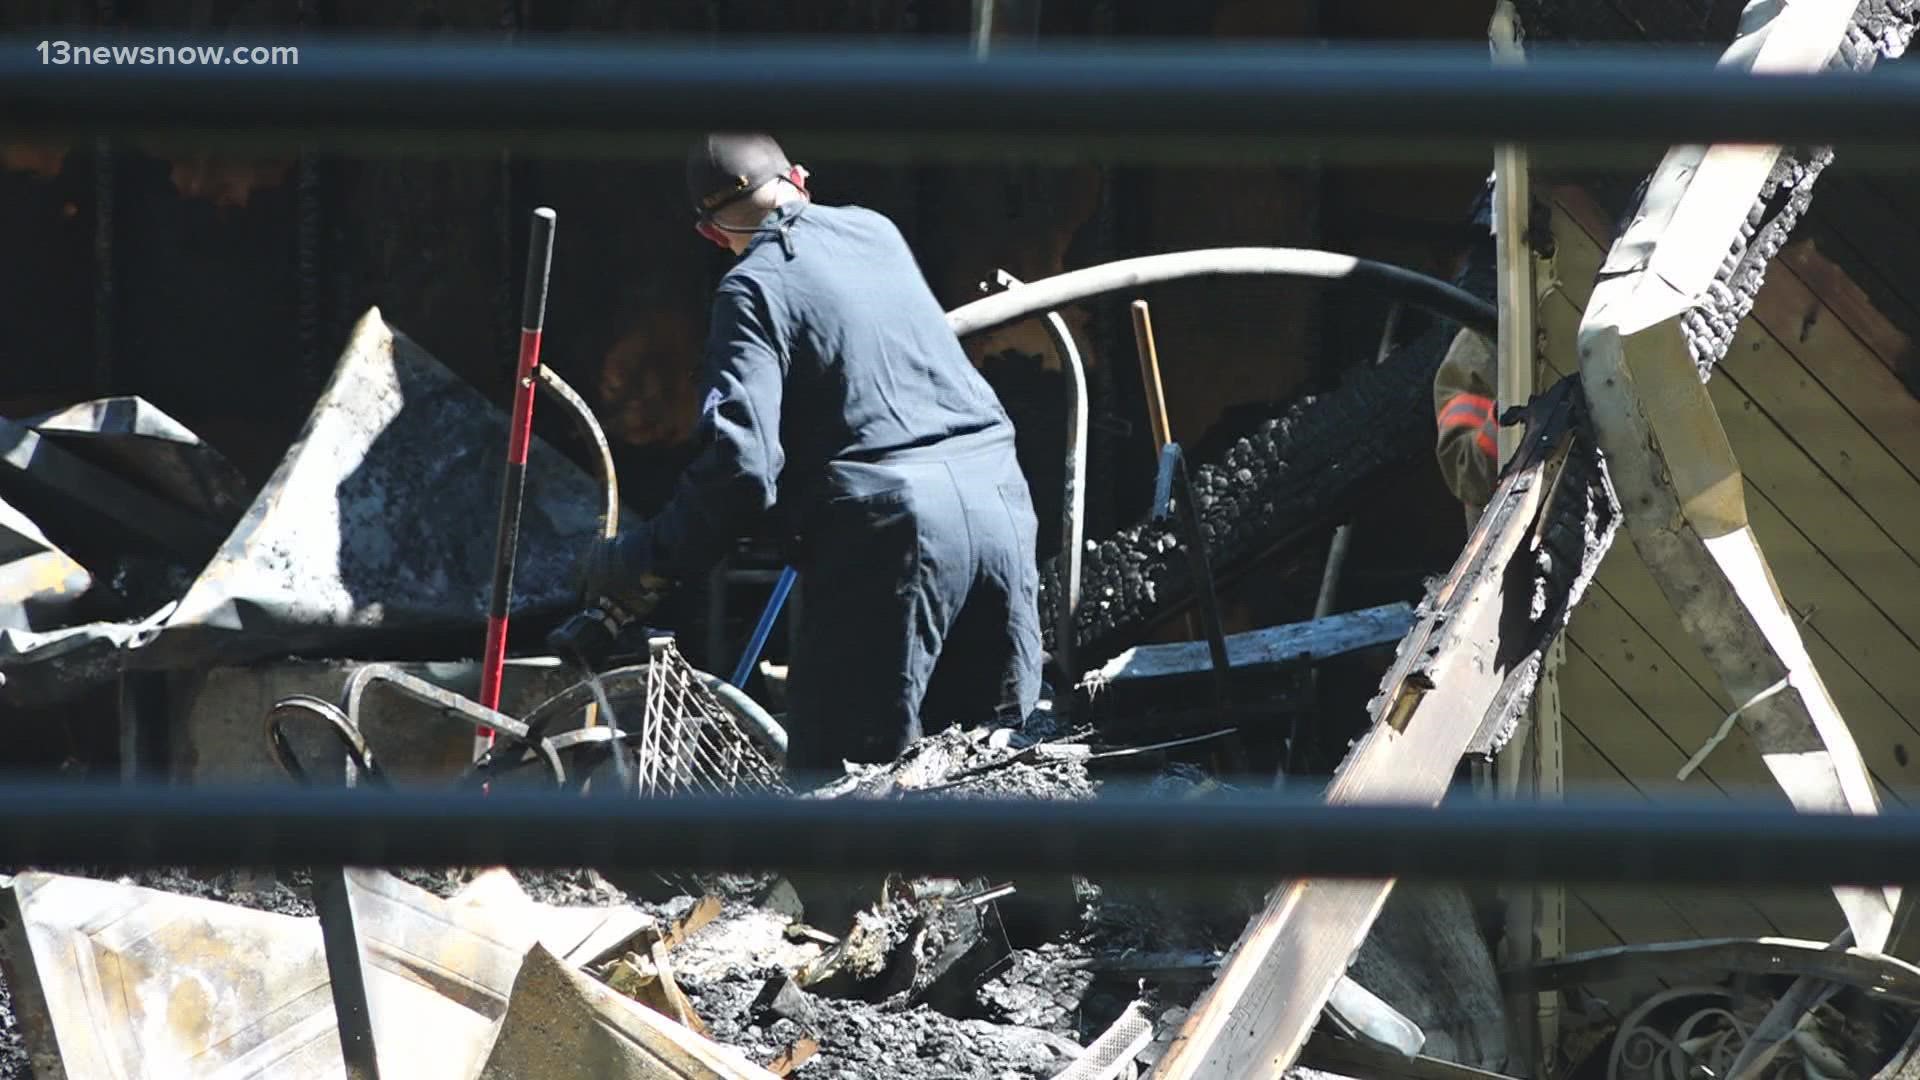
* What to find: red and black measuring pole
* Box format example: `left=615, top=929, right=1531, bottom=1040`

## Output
left=478, top=206, right=558, bottom=749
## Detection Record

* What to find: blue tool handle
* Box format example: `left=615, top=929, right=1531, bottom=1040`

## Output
left=729, top=565, right=798, bottom=687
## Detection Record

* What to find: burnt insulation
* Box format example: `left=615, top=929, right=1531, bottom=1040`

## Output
left=1032, top=186, right=1499, bottom=667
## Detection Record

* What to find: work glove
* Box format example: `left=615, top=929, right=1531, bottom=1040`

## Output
left=576, top=531, right=676, bottom=623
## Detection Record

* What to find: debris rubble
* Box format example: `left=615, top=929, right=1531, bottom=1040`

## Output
left=0, top=711, right=1524, bottom=1079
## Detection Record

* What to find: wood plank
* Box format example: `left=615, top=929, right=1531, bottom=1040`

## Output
left=1087, top=602, right=1413, bottom=685
left=1551, top=201, right=1920, bottom=641
left=1759, top=239, right=1920, bottom=471
left=1583, top=536, right=1916, bottom=808
left=1552, top=414, right=1920, bottom=815
left=1564, top=895, right=1674, bottom=1018
left=1572, top=576, right=1912, bottom=809
left=1566, top=588, right=1782, bottom=801
left=1551, top=206, right=1920, bottom=631
left=1716, top=348, right=1920, bottom=566
left=1149, top=402, right=1571, bottom=1079
left=1777, top=235, right=1917, bottom=382
left=1559, top=646, right=1800, bottom=938
left=1556, top=706, right=1785, bottom=941
left=1543, top=284, right=1920, bottom=785
left=1562, top=725, right=1673, bottom=1008
left=1543, top=274, right=1920, bottom=740
left=1798, top=174, right=1920, bottom=346
left=1559, top=644, right=1716, bottom=800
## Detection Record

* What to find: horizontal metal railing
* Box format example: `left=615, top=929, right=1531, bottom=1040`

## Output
left=3, top=30, right=1919, bottom=883
left=3, top=35, right=1920, bottom=164
left=0, top=782, right=1915, bottom=886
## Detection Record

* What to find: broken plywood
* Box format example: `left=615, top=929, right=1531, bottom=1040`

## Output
left=1149, top=378, right=1617, bottom=1078
left=0, top=869, right=655, bottom=1079
left=478, top=943, right=780, bottom=1080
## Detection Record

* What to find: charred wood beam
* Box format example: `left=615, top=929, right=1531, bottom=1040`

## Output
left=1080, top=602, right=1412, bottom=689
left=1566, top=5, right=1917, bottom=1076
left=950, top=232, right=1497, bottom=668
left=1148, top=377, right=1620, bottom=1079
left=1577, top=0, right=1903, bottom=953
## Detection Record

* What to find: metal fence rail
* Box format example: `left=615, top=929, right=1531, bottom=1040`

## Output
left=1, top=783, right=1918, bottom=887
left=6, top=30, right=1920, bottom=885
left=6, top=36, right=1920, bottom=163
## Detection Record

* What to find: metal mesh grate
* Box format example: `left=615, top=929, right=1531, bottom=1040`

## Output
left=633, top=636, right=787, bottom=797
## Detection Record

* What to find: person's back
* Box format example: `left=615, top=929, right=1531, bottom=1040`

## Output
left=580, top=133, right=1044, bottom=779
left=720, top=201, right=1016, bottom=510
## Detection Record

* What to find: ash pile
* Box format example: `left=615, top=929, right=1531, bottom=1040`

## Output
left=0, top=721, right=1510, bottom=1080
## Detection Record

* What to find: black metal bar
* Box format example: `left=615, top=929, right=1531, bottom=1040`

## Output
left=6, top=783, right=1920, bottom=888
left=1153, top=445, right=1232, bottom=708
left=8, top=37, right=1920, bottom=161
left=310, top=867, right=381, bottom=1080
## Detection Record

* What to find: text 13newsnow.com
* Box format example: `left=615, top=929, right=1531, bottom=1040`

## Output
left=37, top=41, right=300, bottom=66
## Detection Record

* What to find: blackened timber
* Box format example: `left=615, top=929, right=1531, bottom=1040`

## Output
left=1147, top=378, right=1619, bottom=1080
left=1082, top=602, right=1413, bottom=687
left=1024, top=211, right=1497, bottom=668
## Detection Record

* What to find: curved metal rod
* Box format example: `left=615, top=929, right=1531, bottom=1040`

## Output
left=944, top=247, right=1498, bottom=339
left=265, top=695, right=388, bottom=787
left=535, top=354, right=631, bottom=770
left=535, top=365, right=620, bottom=542
left=1509, top=933, right=1920, bottom=1006
left=996, top=269, right=1086, bottom=698
left=337, top=663, right=567, bottom=786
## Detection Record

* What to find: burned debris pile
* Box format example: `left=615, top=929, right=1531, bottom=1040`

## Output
left=0, top=720, right=1511, bottom=1079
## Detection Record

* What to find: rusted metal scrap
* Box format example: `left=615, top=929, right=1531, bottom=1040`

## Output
left=1148, top=376, right=1620, bottom=1079
left=132, top=306, right=639, bottom=670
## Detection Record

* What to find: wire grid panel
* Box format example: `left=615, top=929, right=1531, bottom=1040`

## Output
left=636, top=636, right=787, bottom=797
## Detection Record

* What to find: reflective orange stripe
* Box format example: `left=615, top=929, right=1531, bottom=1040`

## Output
left=1439, top=393, right=1498, bottom=462
left=1438, top=392, right=1493, bottom=431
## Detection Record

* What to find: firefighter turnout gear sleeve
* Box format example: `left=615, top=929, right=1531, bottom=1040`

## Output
left=1432, top=326, right=1500, bottom=518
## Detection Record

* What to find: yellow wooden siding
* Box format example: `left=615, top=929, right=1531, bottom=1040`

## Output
left=1540, top=189, right=1920, bottom=954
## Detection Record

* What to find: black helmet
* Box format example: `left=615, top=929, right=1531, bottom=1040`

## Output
left=686, top=132, right=793, bottom=217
